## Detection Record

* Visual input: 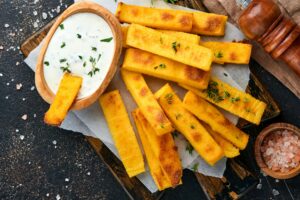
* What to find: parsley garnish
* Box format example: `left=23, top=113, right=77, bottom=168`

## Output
left=223, top=73, right=228, bottom=77
left=77, top=34, right=82, bottom=39
left=243, top=97, right=250, bottom=103
left=59, top=58, right=67, bottom=63
left=165, top=93, right=173, bottom=104
left=44, top=61, right=49, bottom=66
left=172, top=41, right=180, bottom=53
left=78, top=55, right=83, bottom=60
left=60, top=42, right=66, bottom=48
left=204, top=81, right=224, bottom=103
left=60, top=63, right=71, bottom=73
left=164, top=0, right=178, bottom=4
left=215, top=51, right=223, bottom=58
left=97, top=54, right=102, bottom=62
left=83, top=61, right=86, bottom=67
left=191, top=163, right=199, bottom=172
left=175, top=113, right=182, bottom=120
left=190, top=125, right=195, bottom=129
left=154, top=63, right=166, bottom=70
left=230, top=97, right=240, bottom=103
left=186, top=143, right=194, bottom=155
left=59, top=24, right=64, bottom=30
left=100, top=37, right=113, bottom=42
left=88, top=56, right=100, bottom=77
left=92, top=47, right=97, bottom=51
left=224, top=91, right=230, bottom=98
left=160, top=37, right=163, bottom=44
left=160, top=124, right=165, bottom=129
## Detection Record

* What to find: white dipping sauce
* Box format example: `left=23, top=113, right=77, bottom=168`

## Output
left=43, top=12, right=115, bottom=99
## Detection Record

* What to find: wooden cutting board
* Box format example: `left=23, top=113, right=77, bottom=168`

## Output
left=20, top=5, right=280, bottom=200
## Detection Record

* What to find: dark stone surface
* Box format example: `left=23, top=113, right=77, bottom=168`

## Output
left=0, top=0, right=299, bottom=200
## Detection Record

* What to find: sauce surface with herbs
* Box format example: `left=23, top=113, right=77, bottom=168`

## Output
left=43, top=12, right=115, bottom=99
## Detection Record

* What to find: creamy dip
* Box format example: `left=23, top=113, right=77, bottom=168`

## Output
left=43, top=12, right=115, bottom=99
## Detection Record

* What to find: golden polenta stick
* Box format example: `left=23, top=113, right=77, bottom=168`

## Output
left=116, top=3, right=193, bottom=32
left=201, top=41, right=252, bottom=64
left=126, top=24, right=213, bottom=71
left=132, top=111, right=173, bottom=190
left=155, top=84, right=224, bottom=166
left=192, top=12, right=228, bottom=36
left=44, top=73, right=82, bottom=126
left=183, top=91, right=249, bottom=150
left=121, top=69, right=174, bottom=135
left=134, top=109, right=182, bottom=187
left=179, top=77, right=267, bottom=125
left=122, top=48, right=210, bottom=89
left=122, top=26, right=201, bottom=47
left=202, top=123, right=240, bottom=158
left=99, top=90, right=145, bottom=177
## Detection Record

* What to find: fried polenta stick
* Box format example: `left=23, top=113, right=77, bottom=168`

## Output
left=116, top=3, right=193, bottom=32
left=134, top=109, right=182, bottom=187
left=122, top=48, right=210, bottom=89
left=99, top=90, right=145, bottom=177
left=126, top=24, right=213, bottom=71
left=201, top=41, right=252, bottom=64
left=44, top=73, right=82, bottom=126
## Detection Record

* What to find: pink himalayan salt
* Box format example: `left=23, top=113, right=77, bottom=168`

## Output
left=261, top=130, right=300, bottom=173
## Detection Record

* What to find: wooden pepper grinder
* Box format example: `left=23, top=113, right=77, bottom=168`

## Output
left=238, top=0, right=300, bottom=76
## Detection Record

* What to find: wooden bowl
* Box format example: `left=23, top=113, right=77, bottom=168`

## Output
left=35, top=1, right=122, bottom=110
left=255, top=123, right=300, bottom=179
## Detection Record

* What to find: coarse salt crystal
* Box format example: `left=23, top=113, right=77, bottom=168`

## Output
left=16, top=62, right=20, bottom=66
left=42, top=12, right=47, bottom=19
left=6, top=82, right=10, bottom=86
left=31, top=86, right=35, bottom=91
left=56, top=194, right=60, bottom=200
left=21, top=114, right=28, bottom=120
left=33, top=11, right=38, bottom=16
left=272, top=189, right=280, bottom=196
left=87, top=171, right=91, bottom=176
left=5, top=96, right=9, bottom=99
left=16, top=83, right=22, bottom=90
left=20, top=135, right=24, bottom=140
left=33, top=21, right=38, bottom=28
left=256, top=183, right=262, bottom=190
left=33, top=113, right=37, bottom=118
left=46, top=193, right=49, bottom=197
left=4, top=24, right=9, bottom=28
left=0, top=46, right=4, bottom=50
left=0, top=73, right=3, bottom=76
left=52, top=140, right=57, bottom=145
left=22, top=98, right=26, bottom=101
left=65, top=178, right=69, bottom=182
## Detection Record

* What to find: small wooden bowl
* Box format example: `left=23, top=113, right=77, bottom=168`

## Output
left=35, top=1, right=122, bottom=110
left=255, top=123, right=300, bottom=179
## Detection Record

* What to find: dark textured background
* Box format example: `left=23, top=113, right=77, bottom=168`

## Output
left=0, top=0, right=300, bottom=199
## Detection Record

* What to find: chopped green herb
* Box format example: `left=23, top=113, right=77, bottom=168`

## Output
left=88, top=56, right=100, bottom=77
left=172, top=41, right=180, bottom=53
left=97, top=54, right=102, bottom=61
left=215, top=51, right=223, bottom=58
left=164, top=93, right=173, bottom=104
left=223, top=73, right=228, bottom=77
left=224, top=91, right=230, bottom=98
left=83, top=61, right=86, bottom=67
left=245, top=108, right=251, bottom=113
left=44, top=61, right=49, bottom=66
left=154, top=63, right=166, bottom=70
left=100, top=37, right=113, bottom=42
left=230, top=97, right=240, bottom=103
left=78, top=55, right=83, bottom=60
left=89, top=56, right=96, bottom=63
left=204, top=81, right=224, bottom=103
left=92, top=47, right=97, bottom=51
left=172, top=131, right=179, bottom=138
left=77, top=33, right=82, bottom=39
left=59, top=24, right=64, bottom=30
left=60, top=63, right=71, bottom=73
left=160, top=37, right=163, bottom=44
left=160, top=124, right=165, bottom=129
left=60, top=42, right=66, bottom=48
left=59, top=58, right=67, bottom=63
left=175, top=113, right=182, bottom=120
left=190, top=125, right=195, bottom=129
left=186, top=143, right=194, bottom=155
left=191, top=163, right=199, bottom=172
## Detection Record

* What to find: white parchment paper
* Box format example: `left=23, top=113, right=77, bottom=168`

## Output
left=24, top=0, right=250, bottom=193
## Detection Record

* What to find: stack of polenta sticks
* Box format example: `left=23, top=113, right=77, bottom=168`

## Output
left=99, top=3, right=266, bottom=191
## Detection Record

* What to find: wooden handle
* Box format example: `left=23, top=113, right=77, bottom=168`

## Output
left=238, top=0, right=300, bottom=77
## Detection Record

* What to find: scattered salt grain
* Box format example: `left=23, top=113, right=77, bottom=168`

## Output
left=33, top=10, right=38, bottom=16
left=56, top=6, right=61, bottom=13
left=5, top=96, right=9, bottom=99
left=272, top=189, right=280, bottom=196
left=0, top=46, right=3, bottom=50
left=52, top=140, right=57, bottom=145
left=21, top=114, right=28, bottom=120
left=33, top=113, right=37, bottom=118
left=16, top=83, right=22, bottom=90
left=19, top=11, right=22, bottom=14
left=11, top=78, right=14, bottom=82
left=20, top=135, right=24, bottom=140
left=275, top=179, right=279, bottom=183
left=65, top=178, right=69, bottom=182
left=42, top=12, right=48, bottom=20
left=16, top=129, right=19, bottom=132
left=33, top=21, right=38, bottom=28
left=46, top=193, right=49, bottom=197
left=28, top=161, right=31, bottom=164
left=19, top=28, right=23, bottom=32
left=87, top=171, right=91, bottom=176
left=16, top=62, right=20, bottom=66
left=56, top=194, right=61, bottom=200
left=22, top=98, right=26, bottom=101
left=4, top=24, right=9, bottom=28
left=256, top=183, right=262, bottom=190
left=6, top=82, right=10, bottom=86
left=0, top=73, right=3, bottom=76
left=31, top=86, right=35, bottom=91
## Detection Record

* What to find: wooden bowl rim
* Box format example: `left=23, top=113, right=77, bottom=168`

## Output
left=35, top=1, right=122, bottom=110
left=254, top=122, right=300, bottom=179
